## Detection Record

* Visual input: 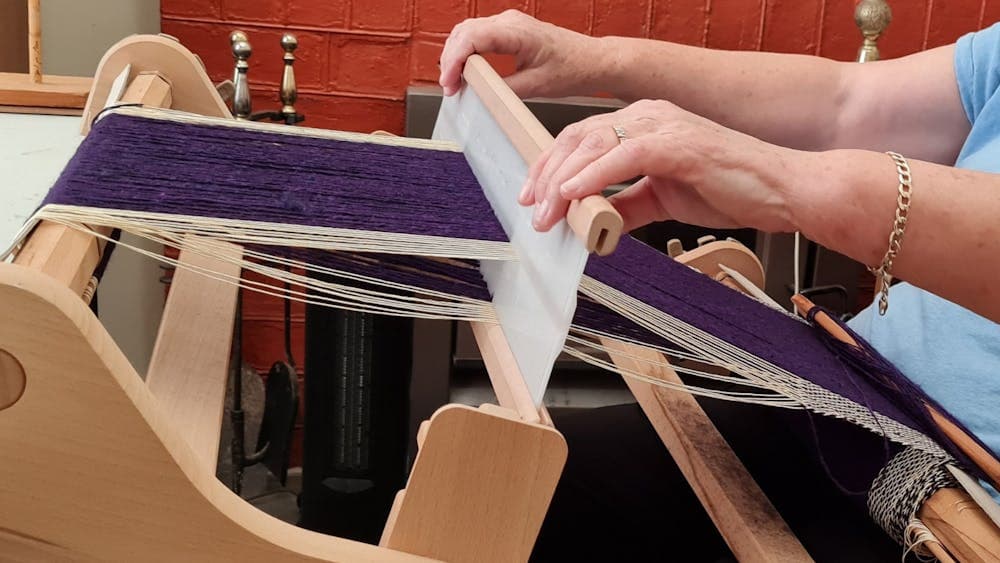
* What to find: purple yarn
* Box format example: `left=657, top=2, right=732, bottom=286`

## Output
left=51, top=112, right=983, bottom=477
left=45, top=113, right=508, bottom=243
left=806, top=306, right=985, bottom=479
left=582, top=237, right=986, bottom=477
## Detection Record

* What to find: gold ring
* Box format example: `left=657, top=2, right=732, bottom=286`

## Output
left=613, top=125, right=627, bottom=143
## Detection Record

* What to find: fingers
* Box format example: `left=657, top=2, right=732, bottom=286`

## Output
left=559, top=140, right=648, bottom=202
left=439, top=12, right=530, bottom=96
left=523, top=108, right=660, bottom=232
left=532, top=126, right=623, bottom=231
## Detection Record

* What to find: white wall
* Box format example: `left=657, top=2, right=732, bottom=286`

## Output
left=41, top=0, right=160, bottom=76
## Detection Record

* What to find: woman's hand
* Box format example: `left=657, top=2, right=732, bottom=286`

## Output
left=439, top=10, right=606, bottom=99
left=524, top=99, right=809, bottom=234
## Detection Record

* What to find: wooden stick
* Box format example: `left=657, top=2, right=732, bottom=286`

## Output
left=28, top=0, right=42, bottom=83
left=469, top=320, right=544, bottom=424
left=920, top=488, right=1000, bottom=562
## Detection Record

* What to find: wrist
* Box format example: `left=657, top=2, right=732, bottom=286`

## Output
left=789, top=149, right=899, bottom=268
left=586, top=36, right=633, bottom=98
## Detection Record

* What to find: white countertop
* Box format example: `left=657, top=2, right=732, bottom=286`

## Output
left=0, top=112, right=84, bottom=251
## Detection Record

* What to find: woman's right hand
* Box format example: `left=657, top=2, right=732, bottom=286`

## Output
left=439, top=10, right=606, bottom=99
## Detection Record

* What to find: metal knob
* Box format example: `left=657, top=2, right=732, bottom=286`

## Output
left=855, top=0, right=892, bottom=63
left=230, top=30, right=248, bottom=84
left=232, top=39, right=252, bottom=119
left=279, top=33, right=298, bottom=123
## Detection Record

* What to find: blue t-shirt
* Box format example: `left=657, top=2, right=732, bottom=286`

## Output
left=848, top=22, right=1000, bottom=465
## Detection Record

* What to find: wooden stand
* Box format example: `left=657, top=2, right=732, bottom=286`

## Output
left=0, top=0, right=92, bottom=114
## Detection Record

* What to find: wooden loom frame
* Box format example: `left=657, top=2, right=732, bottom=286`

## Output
left=0, top=33, right=998, bottom=562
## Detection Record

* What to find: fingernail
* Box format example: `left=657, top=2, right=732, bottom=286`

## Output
left=519, top=181, right=532, bottom=203
left=532, top=200, right=550, bottom=228
left=560, top=179, right=581, bottom=198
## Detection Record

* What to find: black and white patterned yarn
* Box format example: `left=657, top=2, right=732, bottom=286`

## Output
left=868, top=447, right=958, bottom=544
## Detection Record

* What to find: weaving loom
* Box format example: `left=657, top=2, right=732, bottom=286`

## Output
left=1, top=32, right=999, bottom=562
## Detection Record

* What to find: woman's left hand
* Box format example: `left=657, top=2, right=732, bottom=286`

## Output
left=523, top=99, right=811, bottom=235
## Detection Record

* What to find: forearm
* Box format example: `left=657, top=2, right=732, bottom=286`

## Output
left=595, top=36, right=848, bottom=151
left=795, top=149, right=1000, bottom=322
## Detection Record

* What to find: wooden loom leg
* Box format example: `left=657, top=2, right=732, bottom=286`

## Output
left=380, top=403, right=566, bottom=563
left=593, top=240, right=811, bottom=561
left=601, top=338, right=813, bottom=562
left=144, top=239, right=241, bottom=474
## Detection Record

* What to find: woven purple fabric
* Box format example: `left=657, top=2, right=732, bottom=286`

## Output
left=45, top=113, right=508, bottom=243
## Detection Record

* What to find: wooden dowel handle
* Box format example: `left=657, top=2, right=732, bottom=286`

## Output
left=566, top=194, right=623, bottom=256
left=28, top=0, right=42, bottom=83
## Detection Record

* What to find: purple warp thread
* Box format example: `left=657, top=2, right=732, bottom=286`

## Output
left=51, top=112, right=986, bottom=481
left=45, top=113, right=507, bottom=243
left=582, top=238, right=985, bottom=478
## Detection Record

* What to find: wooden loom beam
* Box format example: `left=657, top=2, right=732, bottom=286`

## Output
left=10, top=71, right=174, bottom=298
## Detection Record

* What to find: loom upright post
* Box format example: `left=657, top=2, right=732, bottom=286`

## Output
left=0, top=0, right=92, bottom=112
left=28, top=0, right=42, bottom=83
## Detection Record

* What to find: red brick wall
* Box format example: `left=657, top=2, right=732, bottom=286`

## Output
left=161, top=1, right=1000, bottom=136
left=159, top=0, right=996, bottom=466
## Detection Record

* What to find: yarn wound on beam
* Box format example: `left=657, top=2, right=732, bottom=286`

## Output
left=9, top=107, right=990, bottom=490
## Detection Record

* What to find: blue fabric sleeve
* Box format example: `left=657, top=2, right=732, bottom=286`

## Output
left=955, top=22, right=1000, bottom=125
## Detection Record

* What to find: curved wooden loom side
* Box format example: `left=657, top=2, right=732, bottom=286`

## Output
left=0, top=263, right=430, bottom=562
left=80, top=33, right=230, bottom=134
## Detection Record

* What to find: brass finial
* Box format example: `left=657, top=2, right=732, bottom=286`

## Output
left=232, top=39, right=252, bottom=119
left=855, top=0, right=892, bottom=63
left=279, top=33, right=298, bottom=123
